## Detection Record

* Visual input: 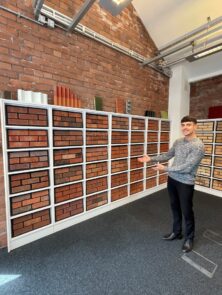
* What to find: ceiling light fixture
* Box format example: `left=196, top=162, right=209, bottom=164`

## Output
left=186, top=43, right=222, bottom=62
left=99, top=0, right=132, bottom=16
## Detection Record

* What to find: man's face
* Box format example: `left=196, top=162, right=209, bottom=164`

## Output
left=181, top=121, right=197, bottom=137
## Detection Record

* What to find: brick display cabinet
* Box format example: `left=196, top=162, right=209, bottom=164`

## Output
left=196, top=120, right=222, bottom=194
left=1, top=100, right=171, bottom=251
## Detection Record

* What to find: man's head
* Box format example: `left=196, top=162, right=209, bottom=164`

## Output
left=180, top=116, right=197, bottom=138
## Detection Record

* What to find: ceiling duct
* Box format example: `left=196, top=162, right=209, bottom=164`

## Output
left=142, top=16, right=222, bottom=69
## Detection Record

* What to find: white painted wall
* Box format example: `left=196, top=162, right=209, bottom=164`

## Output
left=168, top=63, right=190, bottom=145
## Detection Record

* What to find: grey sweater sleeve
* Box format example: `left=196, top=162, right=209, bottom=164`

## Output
left=166, top=145, right=205, bottom=173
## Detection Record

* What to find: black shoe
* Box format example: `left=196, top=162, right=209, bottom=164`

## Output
left=162, top=232, right=183, bottom=241
left=182, top=239, right=193, bottom=253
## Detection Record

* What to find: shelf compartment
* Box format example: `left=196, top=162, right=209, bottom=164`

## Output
left=7, top=129, right=48, bottom=149
left=54, top=130, right=83, bottom=147
left=146, top=177, right=157, bottom=189
left=112, top=145, right=128, bottom=159
left=6, top=105, right=48, bottom=127
left=112, top=116, right=129, bottom=130
left=111, top=185, right=128, bottom=202
left=86, top=113, right=108, bottom=129
left=131, top=118, right=145, bottom=130
left=86, top=176, right=108, bottom=195
left=86, top=146, right=108, bottom=162
left=54, top=182, right=83, bottom=204
left=112, top=159, right=128, bottom=173
left=111, top=172, right=128, bottom=188
left=86, top=191, right=108, bottom=211
left=53, top=109, right=83, bottom=128
left=11, top=208, right=51, bottom=237
left=10, top=189, right=50, bottom=216
left=55, top=199, right=83, bottom=221
left=130, top=181, right=143, bottom=194
left=54, top=165, right=83, bottom=185
left=86, top=162, right=108, bottom=179
left=8, top=150, right=49, bottom=172
left=9, top=170, right=49, bottom=194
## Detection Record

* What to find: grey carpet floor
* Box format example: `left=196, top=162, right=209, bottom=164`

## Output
left=0, top=189, right=221, bottom=295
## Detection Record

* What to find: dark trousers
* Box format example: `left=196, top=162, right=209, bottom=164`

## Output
left=167, top=176, right=195, bottom=240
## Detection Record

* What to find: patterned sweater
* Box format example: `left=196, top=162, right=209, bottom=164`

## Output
left=150, top=137, right=205, bottom=185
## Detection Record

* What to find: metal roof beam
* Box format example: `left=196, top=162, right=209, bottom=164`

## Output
left=68, top=0, right=96, bottom=32
left=34, top=0, right=45, bottom=20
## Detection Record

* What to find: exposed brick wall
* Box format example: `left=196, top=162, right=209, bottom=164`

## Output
left=190, top=75, right=222, bottom=119
left=0, top=1, right=168, bottom=115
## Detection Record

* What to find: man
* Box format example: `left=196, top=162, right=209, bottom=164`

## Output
left=138, top=116, right=205, bottom=252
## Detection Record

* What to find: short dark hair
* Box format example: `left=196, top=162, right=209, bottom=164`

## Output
left=181, top=116, right=197, bottom=124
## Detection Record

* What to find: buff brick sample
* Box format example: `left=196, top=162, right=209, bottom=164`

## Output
left=130, top=181, right=143, bottom=194
left=86, top=131, right=108, bottom=145
left=197, top=121, right=214, bottom=132
left=54, top=130, right=83, bottom=146
left=54, top=182, right=83, bottom=203
left=54, top=166, right=83, bottom=185
left=53, top=110, right=83, bottom=128
left=200, top=155, right=212, bottom=166
left=86, top=177, right=107, bottom=194
left=86, top=162, right=108, bottom=178
left=86, top=192, right=108, bottom=210
left=212, top=179, right=222, bottom=191
left=86, top=113, right=108, bottom=129
left=55, top=199, right=83, bottom=221
left=54, top=148, right=83, bottom=166
left=11, top=209, right=51, bottom=237
left=214, top=157, right=222, bottom=167
left=215, top=145, right=222, bottom=155
left=11, top=189, right=50, bottom=215
left=10, top=170, right=49, bottom=194
left=213, top=168, right=222, bottom=179
left=195, top=176, right=210, bottom=187
left=86, top=147, right=108, bottom=162
left=205, top=144, right=213, bottom=154
left=112, top=116, right=129, bottom=130
left=8, top=150, right=49, bottom=171
left=215, top=133, right=222, bottom=143
left=216, top=121, right=222, bottom=131
left=6, top=105, right=48, bottom=126
left=197, top=166, right=211, bottom=177
left=131, top=118, right=145, bottom=130
left=111, top=186, right=128, bottom=202
left=8, top=129, right=48, bottom=149
left=197, top=134, right=213, bottom=143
